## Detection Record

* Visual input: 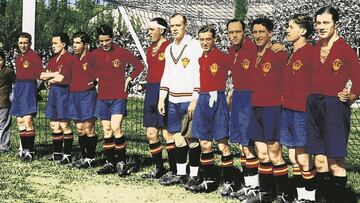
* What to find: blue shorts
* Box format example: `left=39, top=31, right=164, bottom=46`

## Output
left=69, top=88, right=97, bottom=121
left=247, top=106, right=281, bottom=142
left=95, top=99, right=127, bottom=120
left=10, top=80, right=37, bottom=117
left=229, top=90, right=253, bottom=146
left=279, top=108, right=306, bottom=148
left=306, top=94, right=350, bottom=158
left=45, top=85, right=71, bottom=120
left=192, top=92, right=229, bottom=141
left=167, top=101, right=189, bottom=134
left=143, top=83, right=167, bottom=128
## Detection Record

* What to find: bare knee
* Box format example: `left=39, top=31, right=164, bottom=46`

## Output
left=50, top=122, right=61, bottom=133
left=200, top=140, right=212, bottom=153
left=315, top=155, right=329, bottom=172
left=217, top=139, right=230, bottom=156
left=243, top=146, right=256, bottom=159
left=146, top=127, right=159, bottom=143
left=328, top=158, right=346, bottom=176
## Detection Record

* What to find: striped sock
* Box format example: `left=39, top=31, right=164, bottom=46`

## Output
left=273, top=163, right=289, bottom=196
left=103, top=137, right=115, bottom=164
left=86, top=135, right=97, bottom=159
left=52, top=132, right=63, bottom=154
left=245, top=157, right=259, bottom=188
left=63, top=133, right=74, bottom=155
left=149, top=141, right=164, bottom=169
left=200, top=152, right=216, bottom=179
left=221, top=155, right=235, bottom=183
left=258, top=162, right=274, bottom=193
left=165, top=142, right=177, bottom=174
left=114, top=136, right=127, bottom=163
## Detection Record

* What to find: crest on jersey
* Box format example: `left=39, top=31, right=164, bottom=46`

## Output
left=82, top=62, right=88, bottom=71
left=210, top=63, right=219, bottom=76
left=182, top=57, right=190, bottom=68
left=292, top=60, right=303, bottom=73
left=23, top=60, right=29, bottom=69
left=112, top=59, right=121, bottom=68
left=158, top=53, right=165, bottom=61
left=262, top=62, right=271, bottom=75
left=242, top=59, right=250, bottom=70
left=332, top=59, right=342, bottom=72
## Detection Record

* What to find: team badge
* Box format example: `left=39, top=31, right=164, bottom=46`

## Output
left=262, top=62, right=271, bottom=75
left=182, top=58, right=190, bottom=68
left=210, top=63, right=219, bottom=76
left=112, top=59, right=121, bottom=68
left=82, top=62, right=88, bottom=71
left=292, top=60, right=303, bottom=74
left=332, top=59, right=342, bottom=72
left=242, top=59, right=250, bottom=70
left=23, top=60, right=29, bottom=69
left=158, top=53, right=165, bottom=61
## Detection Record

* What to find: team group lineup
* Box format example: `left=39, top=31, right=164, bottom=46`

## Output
left=3, top=4, right=360, bottom=203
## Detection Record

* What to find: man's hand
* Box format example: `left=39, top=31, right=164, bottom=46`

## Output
left=124, top=77, right=132, bottom=92
left=338, top=88, right=358, bottom=105
left=158, top=98, right=166, bottom=116
left=271, top=43, right=286, bottom=53
left=188, top=98, right=197, bottom=120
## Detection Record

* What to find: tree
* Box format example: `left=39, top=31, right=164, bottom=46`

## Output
left=0, top=0, right=22, bottom=50
left=235, top=0, right=247, bottom=20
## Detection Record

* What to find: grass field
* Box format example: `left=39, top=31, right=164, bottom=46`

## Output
left=0, top=97, right=360, bottom=202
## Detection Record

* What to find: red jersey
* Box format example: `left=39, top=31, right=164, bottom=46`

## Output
left=93, top=45, right=144, bottom=99
left=198, top=48, right=229, bottom=92
left=310, top=38, right=360, bottom=96
left=228, top=38, right=257, bottom=91
left=146, top=40, right=171, bottom=83
left=70, top=51, right=97, bottom=92
left=282, top=43, right=313, bottom=112
left=46, top=51, right=73, bottom=85
left=15, top=49, right=43, bottom=81
left=252, top=48, right=287, bottom=107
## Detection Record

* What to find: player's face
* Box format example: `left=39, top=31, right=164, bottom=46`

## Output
left=18, top=37, right=30, bottom=54
left=227, top=22, right=245, bottom=46
left=199, top=31, right=215, bottom=53
left=148, top=26, right=162, bottom=42
left=52, top=36, right=65, bottom=54
left=252, top=24, right=272, bottom=48
left=316, top=13, right=336, bottom=40
left=286, top=20, right=303, bottom=43
left=98, top=35, right=113, bottom=51
left=73, top=37, right=85, bottom=55
left=0, top=57, right=4, bottom=69
left=170, top=15, right=186, bottom=42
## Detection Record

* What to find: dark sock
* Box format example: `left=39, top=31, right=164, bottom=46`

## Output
left=87, top=135, right=97, bottom=159
left=292, top=166, right=303, bottom=199
left=63, top=132, right=74, bottom=155
left=332, top=176, right=347, bottom=203
left=221, top=155, right=235, bottom=183
left=103, top=137, right=115, bottom=164
left=302, top=168, right=316, bottom=192
left=166, top=142, right=177, bottom=173
left=315, top=171, right=332, bottom=202
left=52, top=132, right=63, bottom=154
left=78, top=135, right=87, bottom=158
left=240, top=156, right=247, bottom=176
left=175, top=145, right=188, bottom=164
left=246, top=157, right=259, bottom=176
left=26, top=130, right=36, bottom=152
left=200, top=152, right=216, bottom=180
left=188, top=144, right=201, bottom=167
left=149, top=141, right=164, bottom=169
left=258, top=162, right=274, bottom=194
left=273, top=163, right=289, bottom=196
left=114, top=136, right=126, bottom=163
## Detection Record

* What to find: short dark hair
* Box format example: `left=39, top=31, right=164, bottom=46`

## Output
left=73, top=31, right=91, bottom=45
left=18, top=32, right=32, bottom=43
left=289, top=14, right=314, bottom=39
left=96, top=24, right=113, bottom=38
left=170, top=13, right=187, bottom=25
left=0, top=51, right=5, bottom=61
left=226, top=18, right=246, bottom=31
left=150, top=17, right=168, bottom=35
left=315, top=6, right=340, bottom=23
left=198, top=25, right=216, bottom=38
left=251, top=17, right=274, bottom=32
left=53, top=32, right=70, bottom=50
